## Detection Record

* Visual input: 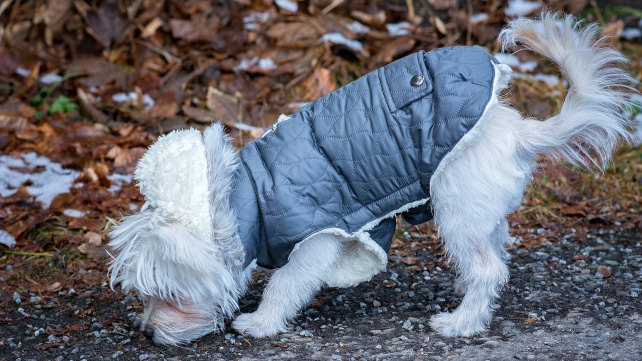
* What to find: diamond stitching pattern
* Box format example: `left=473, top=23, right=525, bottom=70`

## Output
left=231, top=47, right=497, bottom=268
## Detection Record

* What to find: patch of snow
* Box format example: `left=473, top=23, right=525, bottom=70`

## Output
left=318, top=33, right=364, bottom=52
left=15, top=68, right=30, bottom=77
left=505, top=0, right=542, bottom=18
left=234, top=56, right=278, bottom=72
left=243, top=11, right=274, bottom=31
left=233, top=123, right=264, bottom=131
left=347, top=21, right=370, bottom=34
left=129, top=203, right=139, bottom=211
left=0, top=153, right=79, bottom=208
left=107, top=173, right=133, bottom=194
left=39, top=73, right=63, bottom=84
left=288, top=102, right=310, bottom=109
left=111, top=92, right=155, bottom=111
left=258, top=58, right=277, bottom=70
left=621, top=28, right=642, bottom=40
left=495, top=53, right=538, bottom=72
left=0, top=230, right=16, bottom=248
left=530, top=73, right=560, bottom=87
left=387, top=22, right=411, bottom=36
left=63, top=209, right=85, bottom=218
left=275, top=0, right=297, bottom=12
left=470, top=13, right=489, bottom=24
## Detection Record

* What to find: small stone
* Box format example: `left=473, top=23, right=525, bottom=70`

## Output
left=373, top=300, right=381, bottom=307
left=139, top=355, right=149, bottom=361
left=402, top=319, right=413, bottom=331
left=596, top=265, right=611, bottom=278
left=12, top=292, right=21, bottom=304
left=300, top=330, right=313, bottom=337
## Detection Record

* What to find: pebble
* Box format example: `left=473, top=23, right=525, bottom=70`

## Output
left=13, top=292, right=21, bottom=304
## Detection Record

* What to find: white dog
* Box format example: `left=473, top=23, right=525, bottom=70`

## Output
left=108, top=13, right=633, bottom=345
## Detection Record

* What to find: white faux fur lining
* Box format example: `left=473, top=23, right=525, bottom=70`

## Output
left=289, top=197, right=430, bottom=288
left=288, top=61, right=511, bottom=289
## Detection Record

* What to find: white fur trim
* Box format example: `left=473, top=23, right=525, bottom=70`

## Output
left=290, top=198, right=430, bottom=288
left=431, top=62, right=511, bottom=183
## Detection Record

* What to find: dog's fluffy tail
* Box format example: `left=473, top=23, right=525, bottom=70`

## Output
left=108, top=124, right=246, bottom=326
left=499, top=12, right=635, bottom=170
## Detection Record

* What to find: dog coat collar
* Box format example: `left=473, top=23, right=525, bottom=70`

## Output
left=230, top=47, right=499, bottom=279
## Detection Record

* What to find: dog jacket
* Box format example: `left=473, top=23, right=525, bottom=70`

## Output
left=230, top=47, right=500, bottom=281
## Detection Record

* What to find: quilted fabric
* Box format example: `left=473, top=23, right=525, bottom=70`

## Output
left=231, top=47, right=498, bottom=269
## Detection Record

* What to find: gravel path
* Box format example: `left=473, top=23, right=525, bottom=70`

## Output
left=2, top=227, right=641, bottom=360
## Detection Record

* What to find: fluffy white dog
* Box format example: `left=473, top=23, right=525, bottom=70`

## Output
left=108, top=13, right=633, bottom=345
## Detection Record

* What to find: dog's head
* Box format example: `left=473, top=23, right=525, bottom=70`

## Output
left=108, top=124, right=247, bottom=345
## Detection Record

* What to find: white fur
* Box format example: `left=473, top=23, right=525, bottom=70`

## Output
left=109, top=124, right=249, bottom=344
left=108, top=13, right=634, bottom=344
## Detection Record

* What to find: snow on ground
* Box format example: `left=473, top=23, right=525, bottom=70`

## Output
left=318, top=33, right=364, bottom=52
left=0, top=153, right=79, bottom=208
left=0, top=230, right=16, bottom=248
left=504, top=0, right=542, bottom=18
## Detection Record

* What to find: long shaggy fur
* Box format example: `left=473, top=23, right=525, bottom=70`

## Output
left=108, top=13, right=634, bottom=345
left=428, top=13, right=634, bottom=336
left=108, top=124, right=248, bottom=344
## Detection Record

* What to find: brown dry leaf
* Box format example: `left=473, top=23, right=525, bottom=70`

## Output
left=68, top=58, right=131, bottom=89
left=150, top=102, right=179, bottom=119
left=83, top=2, right=129, bottom=47
left=78, top=231, right=110, bottom=259
left=182, top=106, right=221, bottom=124
left=524, top=316, right=537, bottom=325
left=113, top=147, right=146, bottom=174
left=206, top=87, right=239, bottom=124
left=169, top=16, right=220, bottom=43
left=303, top=67, right=337, bottom=101
left=559, top=206, right=587, bottom=217
left=429, top=0, right=456, bottom=10
left=46, top=282, right=62, bottom=292
left=601, top=20, right=623, bottom=46
left=266, top=22, right=321, bottom=47
left=374, top=38, right=416, bottom=63
left=350, top=10, right=386, bottom=28
left=49, top=193, right=76, bottom=214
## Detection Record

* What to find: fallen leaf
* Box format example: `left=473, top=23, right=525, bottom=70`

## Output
left=206, top=87, right=239, bottom=124
left=182, top=106, right=221, bottom=124
left=113, top=147, right=146, bottom=174
left=524, top=316, right=537, bottom=325
left=303, top=67, right=336, bottom=101
left=169, top=16, right=220, bottom=43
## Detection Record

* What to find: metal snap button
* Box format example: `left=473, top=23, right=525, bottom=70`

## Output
left=410, top=74, right=424, bottom=87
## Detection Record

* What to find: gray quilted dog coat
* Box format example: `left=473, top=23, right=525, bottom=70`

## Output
left=230, top=47, right=499, bottom=271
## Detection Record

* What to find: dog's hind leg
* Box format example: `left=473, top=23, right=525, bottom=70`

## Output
left=429, top=214, right=509, bottom=337
left=232, top=233, right=343, bottom=338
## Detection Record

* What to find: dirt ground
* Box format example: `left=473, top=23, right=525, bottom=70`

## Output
left=2, top=225, right=641, bottom=360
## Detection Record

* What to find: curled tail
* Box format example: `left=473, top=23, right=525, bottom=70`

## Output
left=499, top=12, right=635, bottom=171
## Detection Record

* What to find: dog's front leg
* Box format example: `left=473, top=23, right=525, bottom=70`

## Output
left=232, top=233, right=343, bottom=338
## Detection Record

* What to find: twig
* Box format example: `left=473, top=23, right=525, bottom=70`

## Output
left=590, top=0, right=605, bottom=26
left=321, top=0, right=344, bottom=14
left=466, top=0, right=473, bottom=46
left=405, top=0, right=415, bottom=21
left=2, top=250, right=53, bottom=257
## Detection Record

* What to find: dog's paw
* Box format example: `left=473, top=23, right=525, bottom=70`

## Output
left=430, top=311, right=486, bottom=337
left=232, top=312, right=288, bottom=338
